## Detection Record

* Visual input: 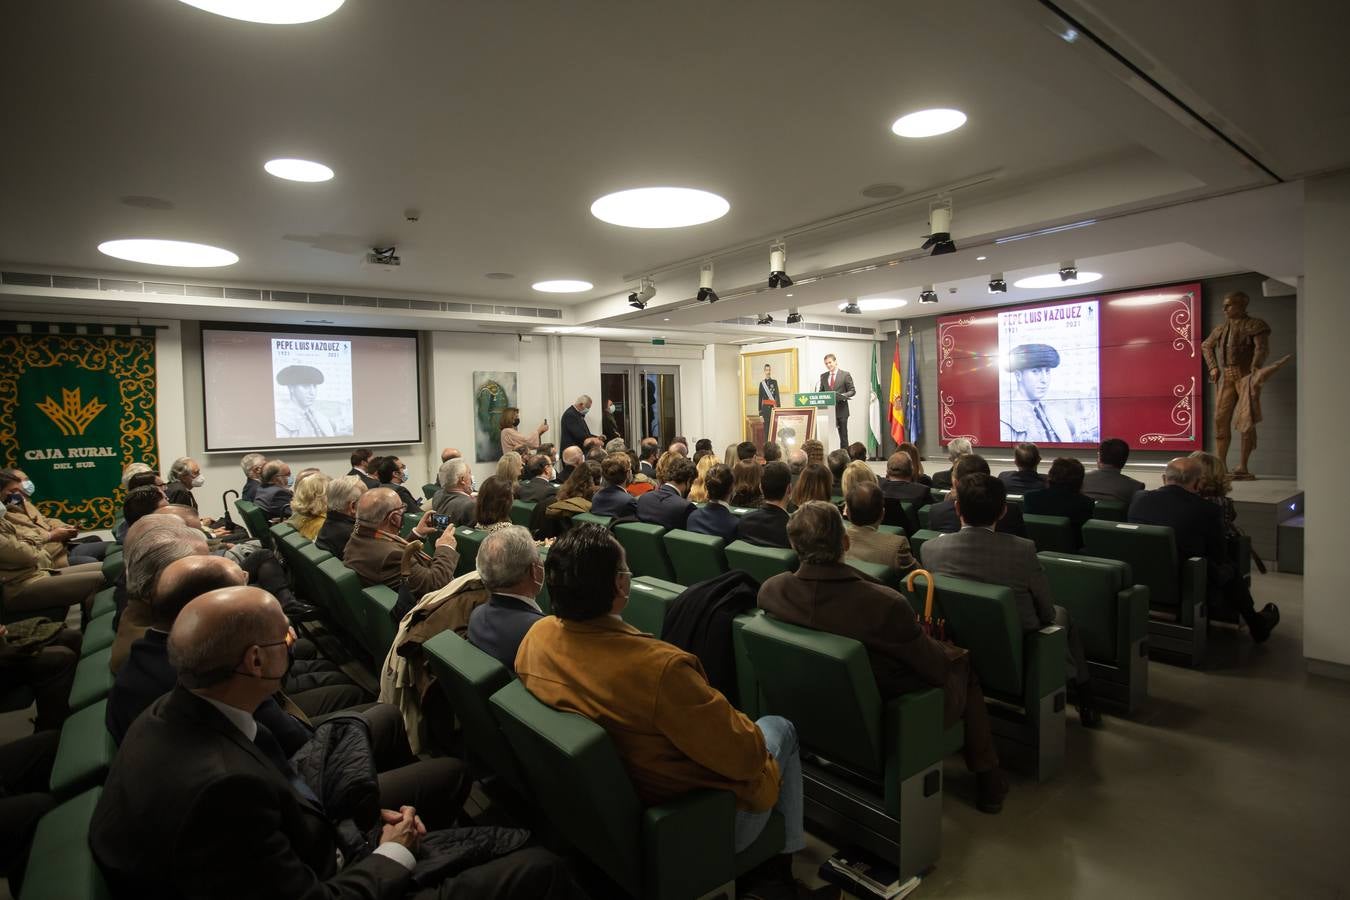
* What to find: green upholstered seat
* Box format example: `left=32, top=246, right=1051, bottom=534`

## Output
left=19, top=787, right=111, bottom=900
left=292, top=541, right=335, bottom=621
left=738, top=614, right=945, bottom=878
left=100, top=551, right=123, bottom=587
left=233, top=499, right=273, bottom=548
left=315, top=557, right=372, bottom=654
left=50, top=700, right=115, bottom=797
left=422, top=630, right=525, bottom=792
left=613, top=523, right=676, bottom=582
left=663, top=530, right=728, bottom=586
left=907, top=529, right=942, bottom=559
left=848, top=559, right=900, bottom=591
left=624, top=577, right=683, bottom=637
left=510, top=500, right=536, bottom=527
left=724, top=541, right=797, bottom=585
left=917, top=505, right=931, bottom=530
left=1022, top=514, right=1077, bottom=553
left=361, top=585, right=401, bottom=661
left=490, top=680, right=782, bottom=899
left=89, top=588, right=116, bottom=620
left=451, top=527, right=488, bottom=577
left=68, top=648, right=113, bottom=712
left=573, top=512, right=614, bottom=530
left=1091, top=499, right=1127, bottom=521
left=423, top=482, right=438, bottom=500
left=1081, top=519, right=1207, bottom=666
left=1039, top=552, right=1150, bottom=713
left=269, top=522, right=296, bottom=544
left=80, top=612, right=115, bottom=658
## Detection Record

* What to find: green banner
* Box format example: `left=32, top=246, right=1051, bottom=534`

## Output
left=792, top=391, right=837, bottom=408
left=0, top=333, right=158, bottom=529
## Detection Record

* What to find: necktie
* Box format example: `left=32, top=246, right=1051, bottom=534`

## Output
left=254, top=723, right=322, bottom=807
left=830, top=372, right=836, bottom=389
left=305, top=410, right=327, bottom=436
left=1034, top=404, right=1060, bottom=442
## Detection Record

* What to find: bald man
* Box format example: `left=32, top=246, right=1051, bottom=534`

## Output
left=343, top=488, right=458, bottom=596
left=92, top=586, right=570, bottom=900
left=440, top=447, right=462, bottom=463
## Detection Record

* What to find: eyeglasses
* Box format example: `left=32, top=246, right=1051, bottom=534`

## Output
left=258, top=626, right=297, bottom=651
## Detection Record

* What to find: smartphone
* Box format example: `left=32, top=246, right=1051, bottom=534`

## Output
left=430, top=513, right=451, bottom=530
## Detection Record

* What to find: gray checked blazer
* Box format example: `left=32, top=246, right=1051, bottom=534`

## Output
left=918, top=526, right=1055, bottom=633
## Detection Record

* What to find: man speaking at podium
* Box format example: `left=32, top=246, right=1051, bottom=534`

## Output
left=818, top=353, right=855, bottom=448
left=758, top=363, right=780, bottom=438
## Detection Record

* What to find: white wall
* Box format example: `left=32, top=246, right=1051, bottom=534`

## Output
left=804, top=337, right=880, bottom=454
left=703, top=344, right=744, bottom=451
left=1301, top=170, right=1350, bottom=675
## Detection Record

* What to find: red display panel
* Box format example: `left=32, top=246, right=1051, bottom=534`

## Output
left=936, top=282, right=1201, bottom=450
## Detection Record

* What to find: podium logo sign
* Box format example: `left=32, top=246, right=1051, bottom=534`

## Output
left=36, top=387, right=108, bottom=436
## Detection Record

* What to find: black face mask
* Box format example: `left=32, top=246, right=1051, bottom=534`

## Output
left=234, top=639, right=295, bottom=682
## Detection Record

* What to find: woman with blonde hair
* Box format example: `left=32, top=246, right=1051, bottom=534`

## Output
left=496, top=451, right=524, bottom=497
left=499, top=405, right=549, bottom=455
left=802, top=439, right=825, bottom=467
left=1190, top=450, right=1240, bottom=538
left=723, top=444, right=739, bottom=468
left=840, top=459, right=879, bottom=501
left=687, top=453, right=718, bottom=503
left=898, top=442, right=930, bottom=486
left=285, top=471, right=330, bottom=540
left=653, top=450, right=682, bottom=485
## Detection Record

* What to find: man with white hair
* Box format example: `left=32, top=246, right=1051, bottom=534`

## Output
left=110, top=515, right=209, bottom=672
left=931, top=438, right=973, bottom=490
left=254, top=459, right=293, bottom=520
left=467, top=526, right=544, bottom=672
left=559, top=394, right=595, bottom=455
left=238, top=453, right=267, bottom=501
left=165, top=457, right=208, bottom=518
left=430, top=458, right=476, bottom=527
left=315, top=475, right=367, bottom=558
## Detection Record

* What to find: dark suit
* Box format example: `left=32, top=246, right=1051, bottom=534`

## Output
left=635, top=483, right=694, bottom=530
left=687, top=503, right=740, bottom=542
left=560, top=405, right=592, bottom=452
left=590, top=484, right=638, bottom=518
left=930, top=468, right=954, bottom=491
left=518, top=478, right=558, bottom=506
left=927, top=498, right=1028, bottom=538
left=818, top=368, right=856, bottom=446
left=1022, top=486, right=1094, bottom=548
left=383, top=482, right=422, bottom=515
left=1082, top=467, right=1145, bottom=504
left=164, top=482, right=198, bottom=512
left=736, top=504, right=790, bottom=548
left=314, top=510, right=356, bottom=558
left=1128, top=485, right=1240, bottom=601
left=920, top=526, right=1087, bottom=684
left=254, top=484, right=293, bottom=520
left=348, top=467, right=380, bottom=490
left=757, top=378, right=780, bottom=434
left=998, top=470, right=1047, bottom=495
left=468, top=594, right=545, bottom=673
left=881, top=479, right=933, bottom=508
left=639, top=460, right=656, bottom=478
left=758, top=562, right=998, bottom=771
left=242, top=479, right=261, bottom=502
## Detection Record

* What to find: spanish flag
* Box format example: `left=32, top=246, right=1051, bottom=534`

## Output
left=889, top=339, right=904, bottom=445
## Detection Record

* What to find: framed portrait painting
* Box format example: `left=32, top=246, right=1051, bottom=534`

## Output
left=741, top=348, right=798, bottom=440
left=768, top=406, right=816, bottom=454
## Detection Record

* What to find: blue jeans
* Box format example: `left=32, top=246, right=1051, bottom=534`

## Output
left=733, top=715, right=805, bottom=854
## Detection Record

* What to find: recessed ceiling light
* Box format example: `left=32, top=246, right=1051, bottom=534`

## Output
left=531, top=279, right=593, bottom=293
left=264, top=158, right=334, bottom=182
left=98, top=238, right=238, bottom=267
left=861, top=183, right=905, bottom=199
left=177, top=0, right=344, bottom=24
left=663, top=318, right=670, bottom=322
left=1013, top=271, right=1103, bottom=289
left=590, top=187, right=729, bottom=229
left=840, top=297, right=909, bottom=312
left=484, top=272, right=515, bottom=280
left=891, top=108, right=967, bottom=138
left=976, top=255, right=987, bottom=261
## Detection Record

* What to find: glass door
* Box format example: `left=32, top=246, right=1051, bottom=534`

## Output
left=601, top=363, right=681, bottom=449
left=598, top=367, right=631, bottom=445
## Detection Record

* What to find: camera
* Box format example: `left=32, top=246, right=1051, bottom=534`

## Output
left=430, top=513, right=451, bottom=530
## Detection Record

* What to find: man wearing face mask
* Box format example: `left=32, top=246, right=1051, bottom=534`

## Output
left=253, top=460, right=295, bottom=520
left=0, top=471, right=106, bottom=617
left=344, top=488, right=459, bottom=596
left=164, top=457, right=226, bottom=531
left=374, top=457, right=422, bottom=516
left=2, top=468, right=107, bottom=563
left=558, top=394, right=598, bottom=456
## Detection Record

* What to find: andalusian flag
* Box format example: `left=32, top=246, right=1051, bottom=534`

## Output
left=888, top=338, right=904, bottom=445
left=867, top=342, right=882, bottom=458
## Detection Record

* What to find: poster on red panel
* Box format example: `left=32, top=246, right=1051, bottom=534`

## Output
left=937, top=283, right=1201, bottom=451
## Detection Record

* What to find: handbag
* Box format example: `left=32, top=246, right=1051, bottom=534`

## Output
left=904, top=568, right=945, bottom=641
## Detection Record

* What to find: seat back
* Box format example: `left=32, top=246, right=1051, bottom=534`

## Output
left=663, top=530, right=728, bottom=586
left=883, top=498, right=920, bottom=535
left=724, top=540, right=798, bottom=585
left=1081, top=520, right=1180, bottom=608
left=233, top=499, right=272, bottom=548
left=740, top=614, right=884, bottom=776
left=908, top=529, right=942, bottom=559
left=510, top=500, right=536, bottom=527
left=1038, top=553, right=1125, bottom=665
left=316, top=557, right=371, bottom=647
left=360, top=585, right=401, bottom=661
left=624, top=576, right=682, bottom=637
left=49, top=700, right=115, bottom=798
left=452, top=527, right=488, bottom=577
left=613, top=523, right=676, bottom=582
left=848, top=559, right=900, bottom=591
left=422, top=631, right=525, bottom=792
left=1092, top=499, right=1127, bottom=521
left=19, top=787, right=111, bottom=900
left=294, top=541, right=340, bottom=625
left=423, top=482, right=438, bottom=499
left=269, top=522, right=296, bottom=544
left=100, top=551, right=123, bottom=588
left=917, top=575, right=1024, bottom=701
left=917, top=505, right=931, bottom=530
left=490, top=680, right=643, bottom=896
left=1022, top=514, right=1076, bottom=553
left=574, top=512, right=614, bottom=530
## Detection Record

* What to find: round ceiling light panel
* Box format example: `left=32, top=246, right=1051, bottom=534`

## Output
left=531, top=280, right=593, bottom=293
left=891, top=108, right=967, bottom=138
left=590, top=187, right=729, bottom=229
left=264, top=158, right=335, bottom=182
left=97, top=238, right=239, bottom=267
left=1012, top=271, right=1103, bottom=289
left=177, top=0, right=345, bottom=24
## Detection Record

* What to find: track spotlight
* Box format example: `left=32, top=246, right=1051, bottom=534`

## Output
left=786, top=309, right=803, bottom=325
left=757, top=312, right=775, bottom=326
left=628, top=276, right=656, bottom=309
left=1058, top=261, right=1078, bottom=282
left=768, top=241, right=793, bottom=288
left=921, top=200, right=956, bottom=255
left=918, top=285, right=939, bottom=304
left=696, top=262, right=719, bottom=303
left=840, top=300, right=862, bottom=315
left=988, top=274, right=1007, bottom=294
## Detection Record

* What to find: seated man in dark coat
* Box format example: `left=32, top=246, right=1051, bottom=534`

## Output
left=736, top=462, right=792, bottom=549
left=880, top=452, right=933, bottom=507
left=91, top=584, right=573, bottom=900
left=467, top=527, right=545, bottom=673
left=240, top=452, right=266, bottom=502
left=375, top=457, right=423, bottom=516
left=929, top=438, right=972, bottom=491
left=1022, top=457, right=1094, bottom=549
left=686, top=464, right=739, bottom=542
left=635, top=456, right=697, bottom=530
left=1129, top=457, right=1279, bottom=642
left=314, top=475, right=366, bottom=559
left=927, top=455, right=1027, bottom=537
left=998, top=442, right=1048, bottom=495
left=516, top=454, right=559, bottom=506
left=1081, top=437, right=1145, bottom=504
left=589, top=456, right=638, bottom=519
left=253, top=459, right=295, bottom=520
left=758, top=501, right=1007, bottom=813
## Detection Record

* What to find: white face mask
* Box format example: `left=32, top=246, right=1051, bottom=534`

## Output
left=192, top=475, right=205, bottom=488
left=607, top=404, right=615, bottom=414
left=19, top=479, right=35, bottom=497
left=286, top=474, right=295, bottom=489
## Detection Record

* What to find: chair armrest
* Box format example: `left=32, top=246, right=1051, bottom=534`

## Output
left=882, top=688, right=945, bottom=817
left=1180, top=557, right=1208, bottom=627
left=642, top=789, right=736, bottom=900
left=1118, top=585, right=1150, bottom=650
left=1024, top=625, right=1066, bottom=705
left=730, top=611, right=763, bottom=719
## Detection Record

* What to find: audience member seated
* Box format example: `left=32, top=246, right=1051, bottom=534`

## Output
left=344, top=488, right=459, bottom=596
left=1190, top=450, right=1242, bottom=540
left=789, top=462, right=833, bottom=511
left=930, top=437, right=973, bottom=490
left=623, top=450, right=654, bottom=497
left=347, top=447, right=381, bottom=489
left=440, top=446, right=462, bottom=463
left=921, top=473, right=1100, bottom=727
left=591, top=456, right=639, bottom=518
left=686, top=454, right=717, bottom=503
left=285, top=471, right=330, bottom=540
left=638, top=438, right=660, bottom=477
left=430, top=458, right=477, bottom=527
left=737, top=462, right=793, bottom=549
left=115, top=484, right=168, bottom=542
left=92, top=585, right=571, bottom=900
left=1081, top=437, right=1145, bottom=504
left=556, top=445, right=584, bottom=484
left=826, top=449, right=851, bottom=494
left=474, top=476, right=516, bottom=534
left=120, top=462, right=152, bottom=491
left=694, top=438, right=713, bottom=455
left=0, top=618, right=82, bottom=731
left=604, top=438, right=627, bottom=455
left=537, top=443, right=556, bottom=466
left=467, top=526, right=545, bottom=673
left=999, top=442, right=1048, bottom=495
left=4, top=467, right=106, bottom=563
left=736, top=441, right=758, bottom=463
left=687, top=464, right=739, bottom=541
left=847, top=441, right=868, bottom=462
left=499, top=405, right=549, bottom=456
left=254, top=459, right=295, bottom=520
left=668, top=440, right=689, bottom=457
left=584, top=439, right=607, bottom=462
left=636, top=456, right=697, bottom=529
left=759, top=501, right=1007, bottom=812
left=843, top=482, right=915, bottom=572
left=499, top=451, right=526, bottom=495
left=516, top=525, right=810, bottom=895
left=840, top=459, right=879, bottom=501
left=164, top=456, right=210, bottom=520
left=111, top=516, right=210, bottom=671
left=802, top=439, right=825, bottom=468
left=315, top=474, right=366, bottom=558
left=729, top=459, right=764, bottom=508
left=898, top=442, right=932, bottom=487
left=240, top=452, right=267, bottom=501
left=927, top=455, right=1028, bottom=538
left=881, top=451, right=933, bottom=507
left=786, top=448, right=808, bottom=483
left=127, top=469, right=166, bottom=495
left=517, top=454, right=558, bottom=505
left=1129, top=458, right=1279, bottom=642
left=0, top=725, right=61, bottom=894
left=547, top=460, right=600, bottom=525
left=1023, top=457, right=1094, bottom=548
left=762, top=441, right=782, bottom=464
left=0, top=474, right=104, bottom=618
left=376, top=456, right=423, bottom=515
